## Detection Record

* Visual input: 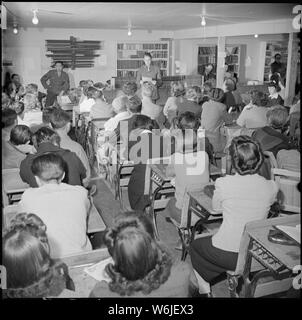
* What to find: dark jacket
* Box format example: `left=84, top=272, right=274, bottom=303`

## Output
left=40, top=70, right=70, bottom=95
left=177, top=99, right=202, bottom=118
left=20, top=142, right=86, bottom=187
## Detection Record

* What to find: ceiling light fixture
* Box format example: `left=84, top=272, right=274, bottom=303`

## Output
left=254, top=34, right=258, bottom=38
left=127, top=17, right=132, bottom=36
left=13, top=23, right=18, bottom=34
left=127, top=28, right=132, bottom=36
left=32, top=9, right=39, bottom=25
left=201, top=16, right=206, bottom=26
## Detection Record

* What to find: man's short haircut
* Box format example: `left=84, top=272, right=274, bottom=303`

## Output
left=176, top=111, right=200, bottom=130
left=2, top=108, right=17, bottom=128
left=144, top=52, right=152, bottom=59
left=10, top=125, right=32, bottom=146
left=266, top=106, right=288, bottom=129
left=249, top=90, right=269, bottom=107
left=112, top=96, right=128, bottom=113
left=79, top=80, right=87, bottom=87
left=26, top=84, right=38, bottom=93
left=274, top=53, right=281, bottom=59
left=31, top=153, right=65, bottom=182
left=224, top=78, right=236, bottom=91
left=53, top=61, right=64, bottom=67
left=42, top=107, right=57, bottom=124
left=34, top=127, right=60, bottom=147
left=127, top=95, right=142, bottom=113
left=50, top=109, right=71, bottom=129
left=122, top=82, right=137, bottom=96
left=133, top=114, right=154, bottom=131
left=11, top=101, right=25, bottom=116
left=11, top=74, right=19, bottom=80
left=229, top=135, right=264, bottom=175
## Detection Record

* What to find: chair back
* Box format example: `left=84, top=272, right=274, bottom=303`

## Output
left=271, top=168, right=300, bottom=213
left=2, top=168, right=30, bottom=206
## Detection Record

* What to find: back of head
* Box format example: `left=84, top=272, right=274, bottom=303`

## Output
left=26, top=84, right=38, bottom=94
left=170, top=82, right=185, bottom=97
left=203, top=81, right=213, bottom=94
left=42, top=107, right=57, bottom=124
left=133, top=114, right=154, bottom=131
left=86, top=86, right=103, bottom=99
left=249, top=90, right=269, bottom=107
left=229, top=135, right=264, bottom=175
left=123, top=82, right=138, bottom=97
left=127, top=95, right=142, bottom=113
left=34, top=126, right=60, bottom=147
left=266, top=105, right=288, bottom=129
left=3, top=213, right=51, bottom=296
left=224, top=78, right=236, bottom=92
left=209, top=88, right=224, bottom=103
left=10, top=124, right=32, bottom=146
left=10, top=101, right=25, bottom=116
left=142, top=82, right=154, bottom=98
left=2, top=108, right=17, bottom=128
left=31, top=153, right=65, bottom=183
left=23, top=93, right=40, bottom=111
left=112, top=96, right=128, bottom=114
left=50, top=109, right=70, bottom=130
left=114, top=211, right=155, bottom=240
left=177, top=111, right=200, bottom=130
left=106, top=226, right=158, bottom=281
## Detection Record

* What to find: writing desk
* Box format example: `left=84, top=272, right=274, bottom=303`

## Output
left=228, top=215, right=300, bottom=297
left=2, top=169, right=30, bottom=206
left=61, top=247, right=110, bottom=297
left=147, top=162, right=222, bottom=240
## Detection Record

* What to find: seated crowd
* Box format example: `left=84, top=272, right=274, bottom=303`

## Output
left=1, top=68, right=300, bottom=298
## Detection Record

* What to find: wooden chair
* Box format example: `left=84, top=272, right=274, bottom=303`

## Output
left=271, top=168, right=300, bottom=214
left=2, top=168, right=30, bottom=206
left=226, top=215, right=300, bottom=297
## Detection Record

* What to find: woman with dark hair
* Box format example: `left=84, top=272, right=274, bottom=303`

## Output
left=221, top=78, right=237, bottom=111
left=89, top=213, right=191, bottom=297
left=2, top=213, right=75, bottom=298
left=189, top=136, right=278, bottom=296
left=267, top=80, right=284, bottom=107
left=127, top=114, right=163, bottom=210
left=136, top=52, right=162, bottom=103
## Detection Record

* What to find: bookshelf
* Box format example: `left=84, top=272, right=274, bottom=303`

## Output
left=197, top=46, right=217, bottom=76
left=263, top=41, right=288, bottom=82
left=225, top=45, right=240, bottom=77
left=116, top=42, right=169, bottom=79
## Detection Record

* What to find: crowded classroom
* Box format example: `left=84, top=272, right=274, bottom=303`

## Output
left=1, top=2, right=301, bottom=299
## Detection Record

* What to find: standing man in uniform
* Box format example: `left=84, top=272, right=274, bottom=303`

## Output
left=41, top=61, right=70, bottom=107
left=136, top=52, right=162, bottom=103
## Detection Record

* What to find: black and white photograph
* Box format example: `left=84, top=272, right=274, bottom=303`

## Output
left=1, top=1, right=300, bottom=307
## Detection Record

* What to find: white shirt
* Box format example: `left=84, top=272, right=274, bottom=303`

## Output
left=141, top=97, right=163, bottom=120
left=236, top=105, right=268, bottom=129
left=103, top=111, right=130, bottom=132
left=18, top=183, right=92, bottom=258
left=21, top=111, right=43, bottom=127
left=212, top=174, right=278, bottom=252
left=79, top=97, right=95, bottom=113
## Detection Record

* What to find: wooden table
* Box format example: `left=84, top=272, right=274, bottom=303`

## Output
left=228, top=215, right=300, bottom=297
left=178, top=190, right=223, bottom=260
left=61, top=247, right=110, bottom=297
left=147, top=162, right=222, bottom=240
left=2, top=169, right=30, bottom=206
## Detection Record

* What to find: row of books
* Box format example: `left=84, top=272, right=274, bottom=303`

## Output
left=198, top=47, right=216, bottom=55
left=198, top=56, right=216, bottom=65
left=225, top=55, right=239, bottom=64
left=117, top=43, right=168, bottom=50
left=117, top=59, right=168, bottom=69
left=117, top=50, right=168, bottom=59
left=117, top=69, right=168, bottom=78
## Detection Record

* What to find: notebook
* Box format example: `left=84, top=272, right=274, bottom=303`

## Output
left=84, top=257, right=113, bottom=282
left=275, top=224, right=300, bottom=245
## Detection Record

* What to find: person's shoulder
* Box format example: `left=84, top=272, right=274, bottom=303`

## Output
left=59, top=183, right=88, bottom=194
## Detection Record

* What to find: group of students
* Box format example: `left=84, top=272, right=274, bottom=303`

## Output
left=2, top=61, right=300, bottom=297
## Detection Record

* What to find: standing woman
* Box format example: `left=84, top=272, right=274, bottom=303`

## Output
left=136, top=52, right=162, bottom=103
left=41, top=61, right=70, bottom=107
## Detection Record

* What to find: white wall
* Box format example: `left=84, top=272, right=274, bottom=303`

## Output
left=2, top=27, right=173, bottom=91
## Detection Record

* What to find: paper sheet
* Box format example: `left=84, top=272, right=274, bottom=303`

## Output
left=275, top=224, right=301, bottom=244
left=84, top=257, right=113, bottom=282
